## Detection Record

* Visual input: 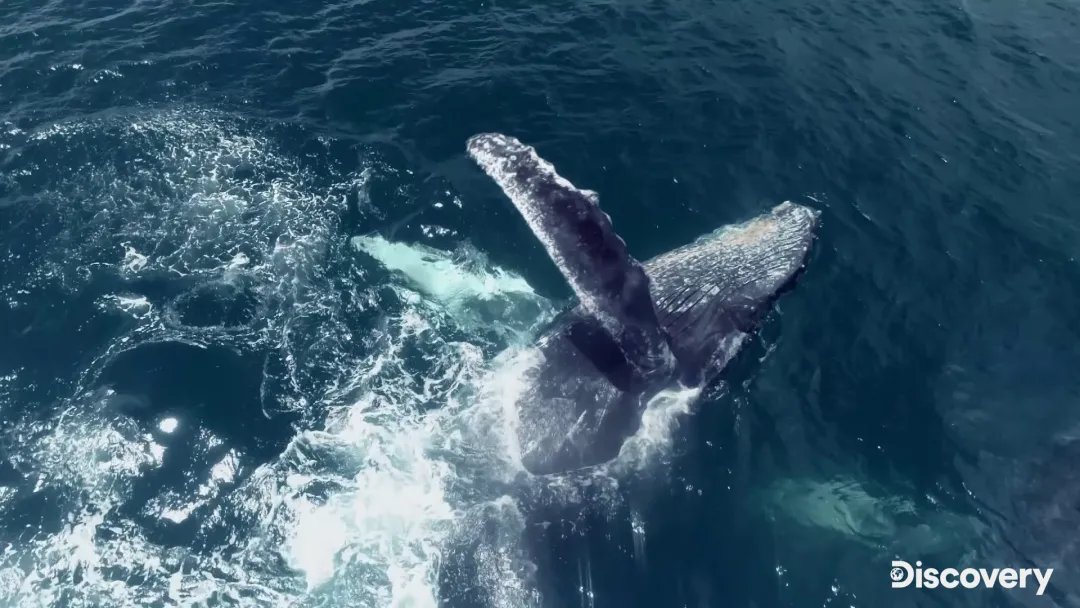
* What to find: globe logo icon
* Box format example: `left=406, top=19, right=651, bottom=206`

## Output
left=891, top=567, right=906, bottom=582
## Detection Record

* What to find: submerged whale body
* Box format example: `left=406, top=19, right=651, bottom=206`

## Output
left=467, top=133, right=820, bottom=476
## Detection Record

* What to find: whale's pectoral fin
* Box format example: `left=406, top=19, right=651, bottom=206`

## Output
left=467, top=132, right=676, bottom=381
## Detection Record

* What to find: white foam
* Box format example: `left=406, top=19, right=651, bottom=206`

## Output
left=100, top=294, right=153, bottom=319
left=614, top=385, right=702, bottom=472
left=121, top=245, right=148, bottom=273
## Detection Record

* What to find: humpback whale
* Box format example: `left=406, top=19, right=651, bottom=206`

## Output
left=467, top=133, right=820, bottom=476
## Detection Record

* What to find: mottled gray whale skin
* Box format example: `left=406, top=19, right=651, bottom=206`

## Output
left=467, top=133, right=820, bottom=476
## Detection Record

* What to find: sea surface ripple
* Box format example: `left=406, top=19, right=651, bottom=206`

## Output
left=1, top=0, right=1079, bottom=606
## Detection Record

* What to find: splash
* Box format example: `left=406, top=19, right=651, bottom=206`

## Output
left=0, top=108, right=695, bottom=608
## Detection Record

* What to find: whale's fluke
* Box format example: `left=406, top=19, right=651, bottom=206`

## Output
left=466, top=133, right=676, bottom=385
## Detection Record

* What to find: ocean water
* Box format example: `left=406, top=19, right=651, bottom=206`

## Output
left=1, top=0, right=1079, bottom=606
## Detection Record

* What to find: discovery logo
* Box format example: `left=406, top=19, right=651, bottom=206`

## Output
left=891, top=560, right=1053, bottom=596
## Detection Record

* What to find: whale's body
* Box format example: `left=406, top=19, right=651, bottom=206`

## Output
left=466, top=133, right=819, bottom=476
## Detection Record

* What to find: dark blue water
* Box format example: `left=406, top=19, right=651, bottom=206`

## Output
left=2, top=0, right=1079, bottom=606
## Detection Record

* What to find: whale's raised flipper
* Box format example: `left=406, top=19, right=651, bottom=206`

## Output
left=466, top=133, right=676, bottom=384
